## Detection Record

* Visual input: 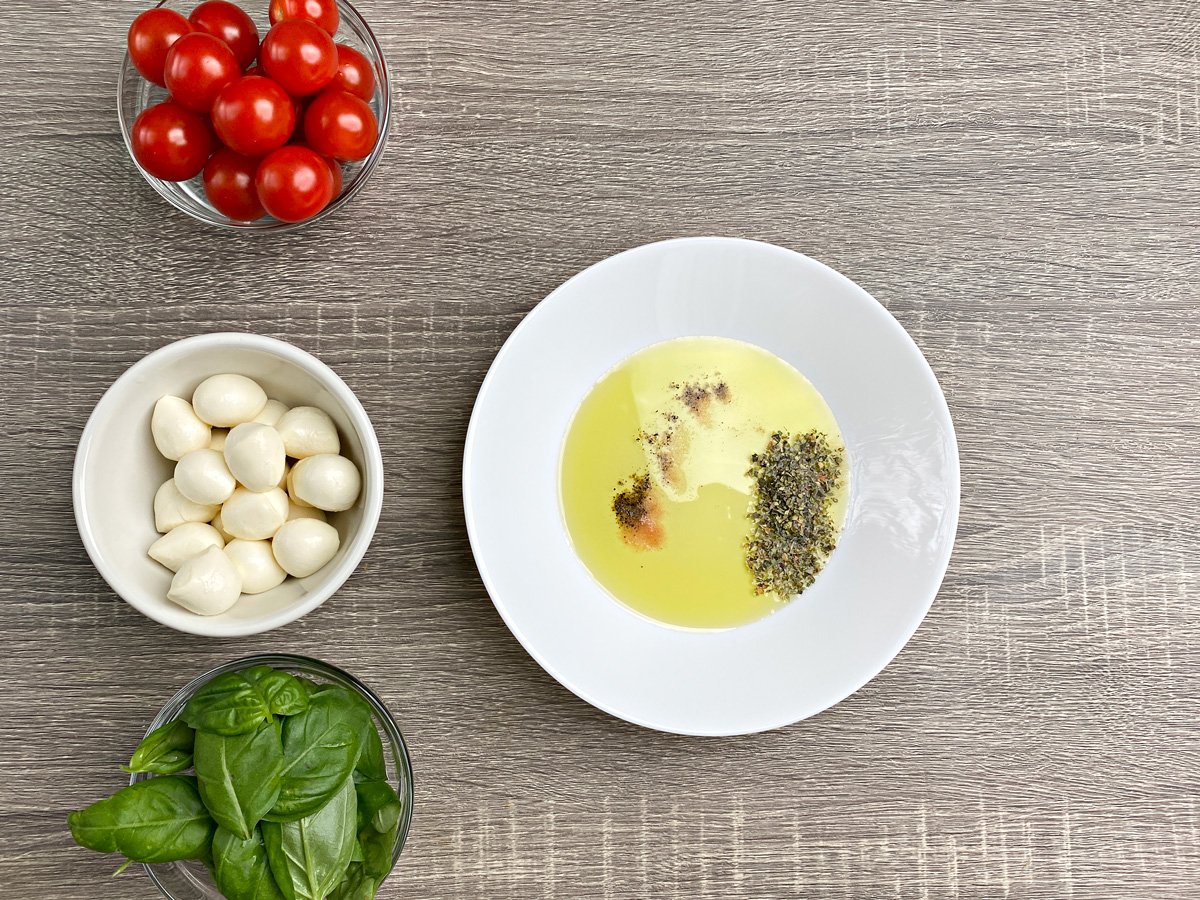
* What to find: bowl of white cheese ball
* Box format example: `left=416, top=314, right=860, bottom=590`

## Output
left=73, top=333, right=384, bottom=637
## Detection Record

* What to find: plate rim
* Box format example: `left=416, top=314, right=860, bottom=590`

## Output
left=463, top=236, right=961, bottom=735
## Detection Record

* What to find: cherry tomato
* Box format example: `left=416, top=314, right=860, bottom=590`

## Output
left=189, top=1, right=260, bottom=70
left=269, top=0, right=340, bottom=36
left=255, top=145, right=335, bottom=222
left=127, top=9, right=192, bottom=87
left=163, top=32, right=240, bottom=113
left=331, top=44, right=375, bottom=101
left=260, top=20, right=337, bottom=97
left=290, top=141, right=344, bottom=195
left=304, top=90, right=378, bottom=161
left=203, top=148, right=266, bottom=220
left=130, top=101, right=213, bottom=182
left=211, top=76, right=297, bottom=157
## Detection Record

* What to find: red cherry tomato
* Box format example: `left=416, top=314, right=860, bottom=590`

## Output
left=127, top=9, right=192, bottom=87
left=290, top=141, right=344, bottom=195
left=130, top=101, right=213, bottom=182
left=163, top=32, right=240, bottom=113
left=203, top=148, right=266, bottom=221
left=269, top=0, right=340, bottom=36
left=261, top=20, right=338, bottom=97
left=332, top=45, right=375, bottom=101
left=211, top=76, right=297, bottom=157
left=304, top=90, right=378, bottom=161
left=189, top=1, right=260, bottom=70
left=255, top=145, right=335, bottom=222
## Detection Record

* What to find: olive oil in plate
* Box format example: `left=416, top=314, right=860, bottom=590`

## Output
left=559, top=336, right=848, bottom=630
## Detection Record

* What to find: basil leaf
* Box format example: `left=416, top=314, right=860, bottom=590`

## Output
left=266, top=688, right=366, bottom=822
left=262, top=777, right=357, bottom=900
left=123, top=720, right=195, bottom=775
left=243, top=667, right=309, bottom=718
left=353, top=781, right=400, bottom=879
left=353, top=781, right=401, bottom=836
left=295, top=677, right=323, bottom=698
left=328, top=862, right=378, bottom=900
left=68, top=776, right=214, bottom=863
left=213, top=825, right=286, bottom=900
left=196, top=719, right=285, bottom=839
left=354, top=721, right=386, bottom=783
left=184, top=671, right=273, bottom=736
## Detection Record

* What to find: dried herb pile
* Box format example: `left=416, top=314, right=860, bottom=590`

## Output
left=744, top=430, right=844, bottom=597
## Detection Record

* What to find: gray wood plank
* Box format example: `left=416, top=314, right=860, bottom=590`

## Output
left=0, top=1, right=1197, bottom=898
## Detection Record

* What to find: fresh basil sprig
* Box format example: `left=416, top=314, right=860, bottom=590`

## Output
left=68, top=665, right=399, bottom=900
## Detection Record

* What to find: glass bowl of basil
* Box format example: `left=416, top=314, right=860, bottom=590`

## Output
left=68, top=654, right=412, bottom=900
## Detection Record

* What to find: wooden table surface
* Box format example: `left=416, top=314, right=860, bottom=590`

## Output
left=2, top=1, right=1198, bottom=897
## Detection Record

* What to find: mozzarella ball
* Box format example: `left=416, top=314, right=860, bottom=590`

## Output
left=192, top=374, right=268, bottom=427
left=152, top=396, right=211, bottom=461
left=290, top=455, right=361, bottom=512
left=174, top=449, right=237, bottom=505
left=209, top=429, right=229, bottom=452
left=272, top=519, right=340, bottom=578
left=288, top=501, right=327, bottom=523
left=278, top=462, right=290, bottom=489
left=224, top=423, right=286, bottom=493
left=210, top=509, right=235, bottom=543
left=253, top=399, right=289, bottom=427
left=286, top=467, right=315, bottom=508
left=223, top=539, right=287, bottom=594
left=221, top=487, right=289, bottom=540
left=154, top=479, right=220, bottom=533
left=167, top=546, right=242, bottom=616
left=276, top=406, right=340, bottom=458
left=148, top=522, right=225, bottom=572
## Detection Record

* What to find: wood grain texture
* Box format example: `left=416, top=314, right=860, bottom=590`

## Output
left=1, top=0, right=1198, bottom=897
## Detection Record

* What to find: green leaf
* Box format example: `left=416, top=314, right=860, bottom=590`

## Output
left=266, top=688, right=367, bottom=822
left=68, top=776, right=214, bottom=864
left=328, top=862, right=378, bottom=900
left=243, top=667, right=309, bottom=718
left=213, top=826, right=286, bottom=900
left=353, top=781, right=400, bottom=879
left=295, top=677, right=323, bottom=698
left=262, top=778, right=357, bottom=900
left=354, top=722, right=386, bottom=783
left=122, top=720, right=195, bottom=775
left=196, top=719, right=285, bottom=839
left=184, top=671, right=273, bottom=736
left=353, top=782, right=401, bottom=836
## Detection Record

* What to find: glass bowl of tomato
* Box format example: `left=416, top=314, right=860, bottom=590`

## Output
left=117, top=0, right=390, bottom=232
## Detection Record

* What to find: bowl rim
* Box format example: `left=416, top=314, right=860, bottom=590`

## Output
left=133, top=653, right=413, bottom=898
left=117, top=0, right=392, bottom=234
left=72, top=332, right=385, bottom=637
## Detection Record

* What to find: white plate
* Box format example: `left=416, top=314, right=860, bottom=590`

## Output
left=463, top=237, right=959, bottom=735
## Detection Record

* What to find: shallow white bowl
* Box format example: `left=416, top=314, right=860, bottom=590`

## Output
left=464, top=237, right=960, bottom=735
left=74, top=333, right=383, bottom=637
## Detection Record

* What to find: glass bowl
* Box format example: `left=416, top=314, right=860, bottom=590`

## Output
left=117, top=1, right=391, bottom=233
left=129, top=654, right=413, bottom=899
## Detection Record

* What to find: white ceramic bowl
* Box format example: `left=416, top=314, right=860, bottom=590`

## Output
left=464, top=237, right=960, bottom=735
left=74, top=334, right=383, bottom=637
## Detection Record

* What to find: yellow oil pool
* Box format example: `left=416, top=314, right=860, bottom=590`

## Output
left=559, top=336, right=848, bottom=630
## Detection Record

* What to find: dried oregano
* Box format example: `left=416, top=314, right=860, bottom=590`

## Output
left=744, top=430, right=844, bottom=597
